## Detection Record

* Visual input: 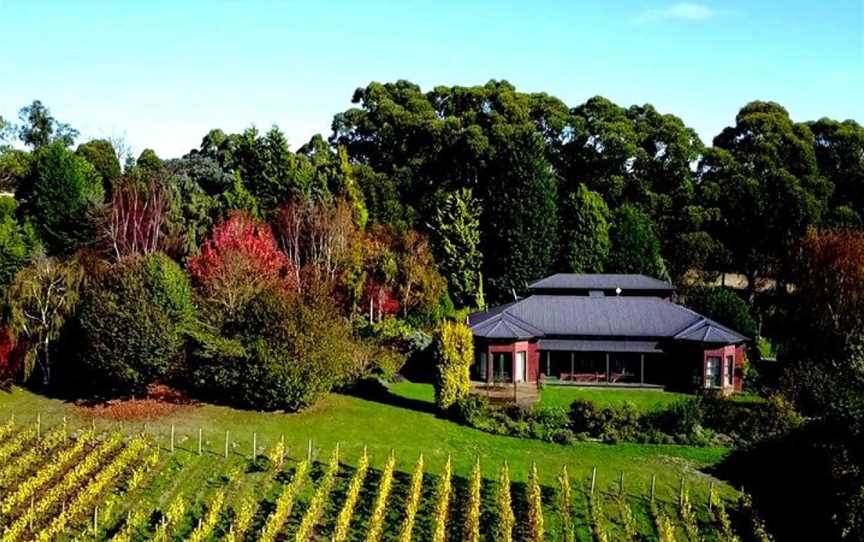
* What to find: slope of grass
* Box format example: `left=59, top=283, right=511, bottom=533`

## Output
left=0, top=383, right=739, bottom=539
left=538, top=386, right=690, bottom=412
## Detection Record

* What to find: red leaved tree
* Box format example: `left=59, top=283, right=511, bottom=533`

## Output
left=187, top=212, right=297, bottom=313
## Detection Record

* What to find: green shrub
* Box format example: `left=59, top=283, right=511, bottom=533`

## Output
left=433, top=320, right=473, bottom=410
left=191, top=290, right=358, bottom=411
left=77, top=253, right=194, bottom=394
left=569, top=399, right=642, bottom=443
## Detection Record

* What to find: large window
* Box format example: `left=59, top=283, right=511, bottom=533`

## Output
left=726, top=355, right=734, bottom=387
left=706, top=356, right=722, bottom=388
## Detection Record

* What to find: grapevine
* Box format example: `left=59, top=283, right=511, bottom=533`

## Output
left=397, top=454, right=424, bottom=542
left=679, top=484, right=700, bottom=542
left=364, top=452, right=395, bottom=542
left=295, top=447, right=340, bottom=542
left=35, top=435, right=153, bottom=542
left=710, top=489, right=740, bottom=542
left=332, top=448, right=370, bottom=542
left=151, top=494, right=186, bottom=542
left=0, top=428, right=98, bottom=516
left=259, top=459, right=309, bottom=542
left=497, top=462, right=514, bottom=542
left=527, top=462, right=544, bottom=542
left=186, top=489, right=227, bottom=542
left=431, top=456, right=451, bottom=542
left=463, top=458, right=481, bottom=542
left=558, top=465, right=574, bottom=542
left=0, top=426, right=66, bottom=489
left=652, top=501, right=678, bottom=542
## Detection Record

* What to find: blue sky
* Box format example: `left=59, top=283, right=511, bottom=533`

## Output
left=1, top=1, right=861, bottom=158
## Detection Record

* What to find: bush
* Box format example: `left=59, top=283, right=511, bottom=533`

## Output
left=433, top=320, right=473, bottom=410
left=77, top=253, right=194, bottom=395
left=569, top=399, right=642, bottom=443
left=190, top=290, right=358, bottom=411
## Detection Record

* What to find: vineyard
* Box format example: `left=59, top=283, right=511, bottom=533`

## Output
left=0, top=415, right=773, bottom=542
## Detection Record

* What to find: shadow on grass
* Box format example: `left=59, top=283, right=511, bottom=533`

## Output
left=343, top=379, right=438, bottom=415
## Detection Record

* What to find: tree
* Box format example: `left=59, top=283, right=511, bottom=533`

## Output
left=16, top=100, right=78, bottom=148
left=558, top=184, right=610, bottom=273
left=76, top=139, right=122, bottom=187
left=0, top=149, right=31, bottom=193
left=22, top=141, right=105, bottom=254
left=433, top=320, right=473, bottom=410
left=0, top=197, right=39, bottom=301
left=703, top=101, right=830, bottom=294
left=136, top=148, right=163, bottom=172
left=683, top=286, right=756, bottom=338
left=482, top=127, right=559, bottom=300
left=77, top=254, right=194, bottom=394
left=187, top=212, right=297, bottom=314
left=6, top=254, right=84, bottom=385
left=105, top=174, right=171, bottom=260
left=606, top=204, right=668, bottom=280
left=190, top=289, right=358, bottom=411
left=807, top=118, right=864, bottom=225
left=429, top=188, right=484, bottom=308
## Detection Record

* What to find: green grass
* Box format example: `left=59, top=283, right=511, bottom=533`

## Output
left=538, top=386, right=690, bottom=413
left=0, top=384, right=740, bottom=540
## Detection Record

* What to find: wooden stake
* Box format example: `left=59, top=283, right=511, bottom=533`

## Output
left=307, top=439, right=313, bottom=462
left=93, top=505, right=99, bottom=534
left=590, top=466, right=597, bottom=496
left=678, top=476, right=685, bottom=507
left=650, top=474, right=656, bottom=504
left=252, top=432, right=257, bottom=460
left=708, top=481, right=715, bottom=512
left=335, top=441, right=340, bottom=463
left=170, top=424, right=175, bottom=453
left=224, top=430, right=230, bottom=459
left=619, top=471, right=624, bottom=496
left=62, top=416, right=67, bottom=442
left=36, top=413, right=41, bottom=438
left=279, top=435, right=285, bottom=467
left=198, top=428, right=203, bottom=456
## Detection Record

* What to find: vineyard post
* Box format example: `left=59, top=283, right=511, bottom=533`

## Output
left=335, top=441, right=340, bottom=463
left=170, top=424, right=175, bottom=453
left=590, top=466, right=597, bottom=496
left=93, top=505, right=98, bottom=535
left=708, top=481, right=714, bottom=512
left=29, top=495, right=34, bottom=531
left=279, top=435, right=285, bottom=467
left=62, top=415, right=67, bottom=442
left=225, top=430, right=229, bottom=458
left=307, top=439, right=313, bottom=462
left=678, top=476, right=685, bottom=507
left=252, top=432, right=257, bottom=460
left=650, top=475, right=656, bottom=505
left=198, top=428, right=203, bottom=456
left=619, top=471, right=624, bottom=497
left=37, top=413, right=41, bottom=438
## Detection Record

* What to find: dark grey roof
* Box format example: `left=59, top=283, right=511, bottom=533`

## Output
left=470, top=311, right=545, bottom=339
left=468, top=294, right=748, bottom=344
left=539, top=339, right=661, bottom=353
left=528, top=273, right=673, bottom=292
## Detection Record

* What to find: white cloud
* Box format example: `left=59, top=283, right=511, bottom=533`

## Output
left=633, top=3, right=715, bottom=24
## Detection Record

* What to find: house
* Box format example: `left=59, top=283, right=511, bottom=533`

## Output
left=467, top=274, right=748, bottom=394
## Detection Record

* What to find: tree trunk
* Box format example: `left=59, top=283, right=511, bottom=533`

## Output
left=41, top=337, right=50, bottom=387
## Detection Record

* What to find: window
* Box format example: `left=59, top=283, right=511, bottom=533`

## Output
left=726, top=355, right=734, bottom=387
left=706, top=357, right=722, bottom=388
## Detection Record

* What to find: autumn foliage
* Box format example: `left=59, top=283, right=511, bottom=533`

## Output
left=188, top=212, right=298, bottom=312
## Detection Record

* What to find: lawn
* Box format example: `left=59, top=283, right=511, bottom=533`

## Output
left=538, top=385, right=690, bottom=413
left=0, top=383, right=739, bottom=540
